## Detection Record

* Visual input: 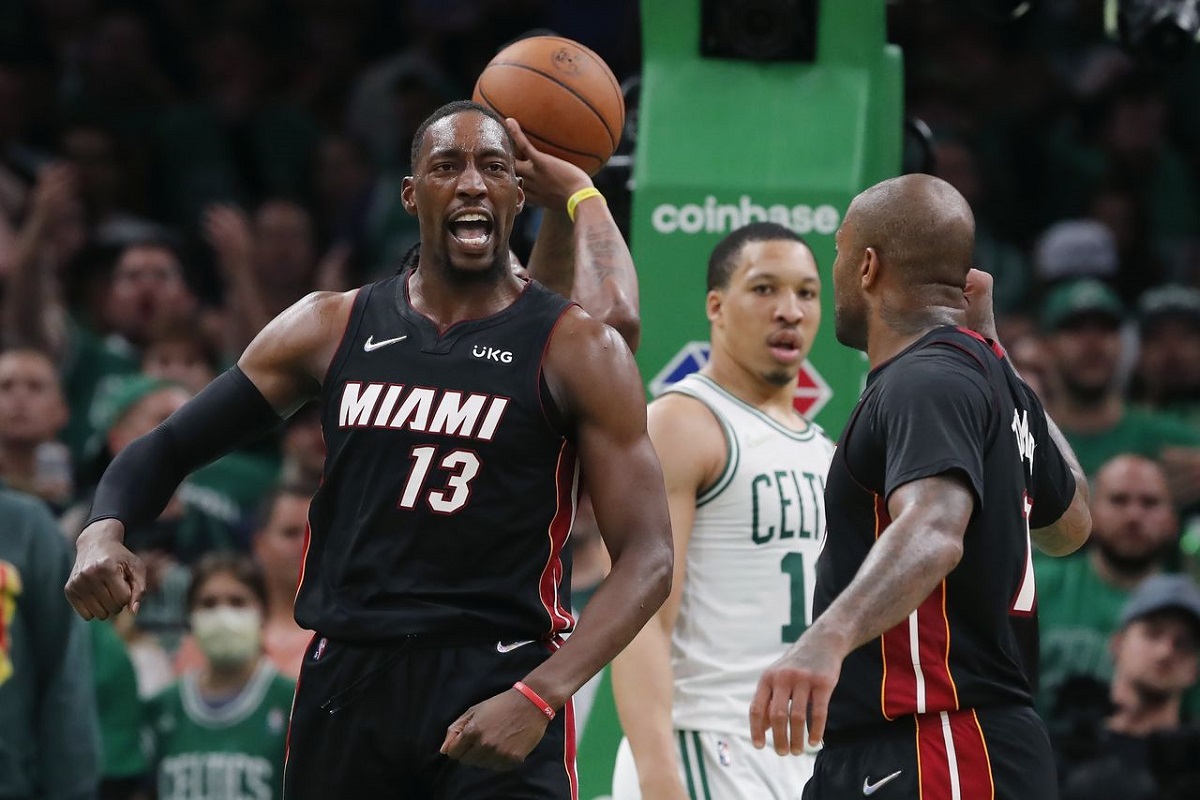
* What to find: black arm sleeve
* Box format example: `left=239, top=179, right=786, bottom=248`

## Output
left=87, top=367, right=284, bottom=530
left=877, top=348, right=991, bottom=507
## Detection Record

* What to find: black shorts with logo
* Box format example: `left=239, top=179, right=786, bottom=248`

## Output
left=283, top=634, right=576, bottom=799
left=804, top=706, right=1056, bottom=800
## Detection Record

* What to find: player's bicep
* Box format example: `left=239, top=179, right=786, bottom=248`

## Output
left=646, top=397, right=723, bottom=632
left=550, top=317, right=671, bottom=565
left=237, top=290, right=355, bottom=416
left=885, top=474, right=974, bottom=553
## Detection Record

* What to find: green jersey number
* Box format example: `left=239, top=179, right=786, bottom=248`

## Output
left=780, top=552, right=808, bottom=643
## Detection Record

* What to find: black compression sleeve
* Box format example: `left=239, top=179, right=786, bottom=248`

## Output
left=87, top=367, right=284, bottom=531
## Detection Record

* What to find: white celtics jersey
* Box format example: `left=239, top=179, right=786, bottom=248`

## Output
left=665, top=374, right=834, bottom=733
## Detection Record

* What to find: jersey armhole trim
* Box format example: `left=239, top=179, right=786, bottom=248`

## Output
left=664, top=385, right=739, bottom=507
left=536, top=301, right=580, bottom=439
left=319, top=286, right=368, bottom=399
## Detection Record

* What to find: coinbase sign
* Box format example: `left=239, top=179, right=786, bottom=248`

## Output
left=650, top=195, right=841, bottom=236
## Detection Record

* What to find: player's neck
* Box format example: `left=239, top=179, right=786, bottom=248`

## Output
left=864, top=304, right=960, bottom=369
left=407, top=263, right=523, bottom=330
left=701, top=356, right=804, bottom=428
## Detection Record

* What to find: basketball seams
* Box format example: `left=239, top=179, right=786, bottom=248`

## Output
left=482, top=61, right=620, bottom=150
left=536, top=36, right=624, bottom=127
left=477, top=85, right=605, bottom=172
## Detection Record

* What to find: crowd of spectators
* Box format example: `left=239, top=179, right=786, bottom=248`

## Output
left=0, top=1, right=1197, bottom=798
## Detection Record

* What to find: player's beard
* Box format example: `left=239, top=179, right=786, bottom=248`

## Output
left=445, top=250, right=511, bottom=286
left=834, top=301, right=868, bottom=351
left=762, top=368, right=795, bottom=388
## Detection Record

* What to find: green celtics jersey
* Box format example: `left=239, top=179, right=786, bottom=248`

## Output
left=662, top=374, right=835, bottom=733
left=148, top=660, right=294, bottom=800
left=1034, top=554, right=1129, bottom=721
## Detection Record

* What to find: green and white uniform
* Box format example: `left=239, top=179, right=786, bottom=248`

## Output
left=148, top=659, right=294, bottom=800
left=613, top=374, right=835, bottom=799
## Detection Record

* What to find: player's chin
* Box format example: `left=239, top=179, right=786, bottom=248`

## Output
left=762, top=367, right=798, bottom=388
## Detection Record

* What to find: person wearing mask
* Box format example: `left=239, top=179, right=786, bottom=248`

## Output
left=147, top=552, right=294, bottom=800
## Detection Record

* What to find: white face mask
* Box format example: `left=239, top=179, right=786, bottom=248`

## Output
left=190, top=606, right=263, bottom=667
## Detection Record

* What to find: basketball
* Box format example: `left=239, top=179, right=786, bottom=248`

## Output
left=473, top=36, right=625, bottom=176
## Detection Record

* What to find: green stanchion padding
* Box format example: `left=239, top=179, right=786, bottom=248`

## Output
left=632, top=0, right=903, bottom=436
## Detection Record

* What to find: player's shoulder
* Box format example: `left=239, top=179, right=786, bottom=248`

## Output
left=879, top=330, right=995, bottom=395
left=547, top=304, right=631, bottom=364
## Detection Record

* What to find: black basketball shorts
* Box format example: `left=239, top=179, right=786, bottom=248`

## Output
left=804, top=706, right=1057, bottom=800
left=283, top=634, right=577, bottom=799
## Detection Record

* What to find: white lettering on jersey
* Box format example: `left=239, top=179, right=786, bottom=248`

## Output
left=339, top=382, right=382, bottom=427
left=337, top=383, right=511, bottom=441
left=1012, top=408, right=1036, bottom=476
left=472, top=345, right=514, bottom=363
left=428, top=391, right=489, bottom=437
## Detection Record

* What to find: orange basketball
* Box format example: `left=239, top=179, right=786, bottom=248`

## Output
left=473, top=36, right=625, bottom=176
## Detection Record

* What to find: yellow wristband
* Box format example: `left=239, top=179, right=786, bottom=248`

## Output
left=566, top=187, right=604, bottom=222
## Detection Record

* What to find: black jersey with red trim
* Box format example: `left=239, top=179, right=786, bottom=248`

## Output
left=295, top=272, right=578, bottom=643
left=815, top=326, right=1075, bottom=735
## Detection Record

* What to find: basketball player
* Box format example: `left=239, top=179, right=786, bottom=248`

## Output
left=610, top=222, right=834, bottom=799
left=749, top=175, right=1092, bottom=800
left=64, top=100, right=673, bottom=799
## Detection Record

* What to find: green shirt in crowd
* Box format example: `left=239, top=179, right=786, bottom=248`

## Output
left=89, top=620, right=149, bottom=780
left=148, top=660, right=294, bottom=800
left=1062, top=407, right=1200, bottom=478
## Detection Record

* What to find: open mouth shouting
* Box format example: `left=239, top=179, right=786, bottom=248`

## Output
left=768, top=329, right=804, bottom=364
left=447, top=209, right=495, bottom=254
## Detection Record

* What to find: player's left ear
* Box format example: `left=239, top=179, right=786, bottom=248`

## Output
left=515, top=176, right=525, bottom=215
left=861, top=246, right=881, bottom=290
left=400, top=176, right=418, bottom=216
left=706, top=289, right=724, bottom=324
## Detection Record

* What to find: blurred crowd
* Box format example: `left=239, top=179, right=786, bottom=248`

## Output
left=0, top=1, right=1197, bottom=798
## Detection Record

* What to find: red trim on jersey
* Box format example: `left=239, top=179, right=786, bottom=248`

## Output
left=536, top=302, right=580, bottom=433
left=538, top=442, right=578, bottom=635
left=915, top=713, right=951, bottom=800
left=320, top=287, right=362, bottom=387
left=878, top=495, right=959, bottom=719
left=915, top=710, right=996, bottom=800
left=955, top=326, right=1006, bottom=360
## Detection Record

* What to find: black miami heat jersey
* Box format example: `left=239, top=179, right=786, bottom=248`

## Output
left=295, top=272, right=577, bottom=643
left=816, top=326, right=1075, bottom=736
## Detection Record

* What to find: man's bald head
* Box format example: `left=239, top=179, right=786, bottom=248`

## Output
left=845, top=174, right=976, bottom=290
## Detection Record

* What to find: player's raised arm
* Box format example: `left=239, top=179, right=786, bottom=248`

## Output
left=64, top=291, right=355, bottom=621
left=610, top=394, right=719, bottom=799
left=509, top=118, right=641, bottom=351
left=965, top=268, right=1090, bottom=557
left=523, top=309, right=673, bottom=706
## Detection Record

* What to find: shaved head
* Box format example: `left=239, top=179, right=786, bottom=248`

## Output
left=847, top=174, right=975, bottom=289
left=832, top=174, right=977, bottom=350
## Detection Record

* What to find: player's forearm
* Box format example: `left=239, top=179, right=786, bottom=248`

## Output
left=807, top=516, right=963, bottom=658
left=1031, top=413, right=1090, bottom=556
left=570, top=200, right=640, bottom=352
left=519, top=539, right=672, bottom=711
left=611, top=616, right=686, bottom=788
left=525, top=208, right=576, bottom=298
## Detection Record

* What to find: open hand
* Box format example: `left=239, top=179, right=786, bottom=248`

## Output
left=505, top=118, right=592, bottom=211
left=440, top=687, right=552, bottom=771
left=65, top=520, right=146, bottom=620
left=749, top=636, right=842, bottom=755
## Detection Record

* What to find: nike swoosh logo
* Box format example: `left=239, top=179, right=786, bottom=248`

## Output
left=496, top=639, right=534, bottom=653
left=863, top=770, right=902, bottom=795
left=363, top=334, right=407, bottom=352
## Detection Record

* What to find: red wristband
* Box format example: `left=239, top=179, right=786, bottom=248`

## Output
left=513, top=681, right=555, bottom=720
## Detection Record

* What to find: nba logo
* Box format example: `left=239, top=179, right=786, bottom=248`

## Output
left=717, top=740, right=731, bottom=767
left=313, top=637, right=328, bottom=661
